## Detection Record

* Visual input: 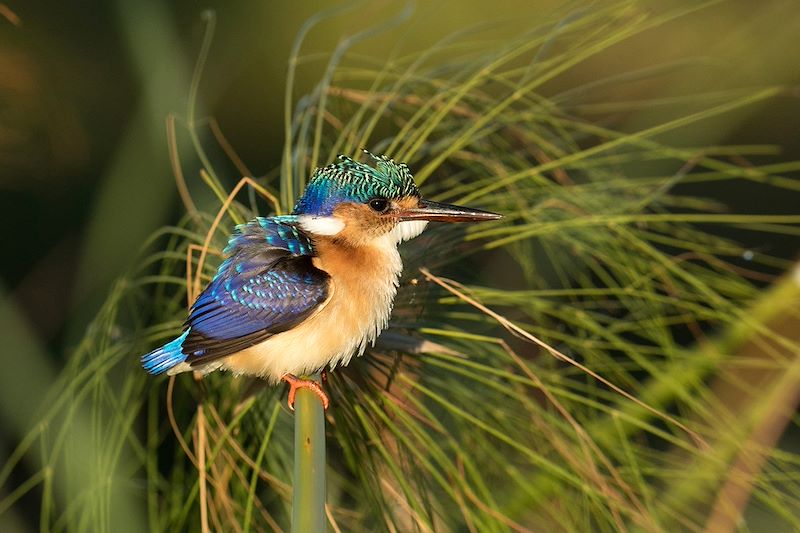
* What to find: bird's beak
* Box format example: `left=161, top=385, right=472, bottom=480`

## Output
left=395, top=199, right=502, bottom=222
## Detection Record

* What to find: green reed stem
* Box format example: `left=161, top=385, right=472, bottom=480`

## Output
left=292, top=374, right=326, bottom=533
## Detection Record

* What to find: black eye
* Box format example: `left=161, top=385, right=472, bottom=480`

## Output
left=368, top=198, right=390, bottom=213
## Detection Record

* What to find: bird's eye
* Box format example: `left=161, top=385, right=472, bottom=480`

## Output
left=368, top=198, right=390, bottom=213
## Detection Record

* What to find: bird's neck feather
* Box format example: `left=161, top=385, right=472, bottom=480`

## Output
left=313, top=235, right=403, bottom=284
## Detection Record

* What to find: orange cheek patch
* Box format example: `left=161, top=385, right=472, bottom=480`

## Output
left=393, top=196, right=422, bottom=210
left=330, top=202, right=395, bottom=244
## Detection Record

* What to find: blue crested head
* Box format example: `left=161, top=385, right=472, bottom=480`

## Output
left=292, top=152, right=420, bottom=216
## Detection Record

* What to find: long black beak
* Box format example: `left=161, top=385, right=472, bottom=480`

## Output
left=395, top=199, right=502, bottom=222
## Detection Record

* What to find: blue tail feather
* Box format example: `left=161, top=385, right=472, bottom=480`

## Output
left=141, top=329, right=190, bottom=375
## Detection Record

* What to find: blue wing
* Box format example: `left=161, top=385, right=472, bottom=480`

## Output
left=179, top=216, right=329, bottom=367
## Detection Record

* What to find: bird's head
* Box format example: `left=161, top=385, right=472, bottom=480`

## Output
left=292, top=152, right=501, bottom=247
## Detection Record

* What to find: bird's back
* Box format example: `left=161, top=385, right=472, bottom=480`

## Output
left=141, top=216, right=332, bottom=376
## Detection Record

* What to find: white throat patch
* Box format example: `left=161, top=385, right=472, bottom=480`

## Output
left=298, top=215, right=345, bottom=236
left=389, top=220, right=428, bottom=244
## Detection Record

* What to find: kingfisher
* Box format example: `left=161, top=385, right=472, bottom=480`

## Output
left=141, top=152, right=501, bottom=409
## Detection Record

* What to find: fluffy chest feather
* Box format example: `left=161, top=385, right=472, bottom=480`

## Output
left=312, top=236, right=403, bottom=356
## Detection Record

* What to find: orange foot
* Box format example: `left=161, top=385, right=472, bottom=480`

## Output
left=281, top=373, right=330, bottom=411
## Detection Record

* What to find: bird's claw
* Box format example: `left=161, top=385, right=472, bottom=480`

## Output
left=281, top=373, right=330, bottom=411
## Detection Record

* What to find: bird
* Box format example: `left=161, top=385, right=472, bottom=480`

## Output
left=141, top=151, right=501, bottom=409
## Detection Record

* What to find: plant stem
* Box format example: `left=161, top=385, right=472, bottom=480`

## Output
left=292, top=374, right=326, bottom=533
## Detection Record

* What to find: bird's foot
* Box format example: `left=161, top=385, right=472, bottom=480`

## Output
left=281, top=373, right=330, bottom=411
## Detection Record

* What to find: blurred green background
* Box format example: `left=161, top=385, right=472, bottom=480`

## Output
left=2, top=0, right=799, bottom=531
left=2, top=0, right=798, bottom=344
